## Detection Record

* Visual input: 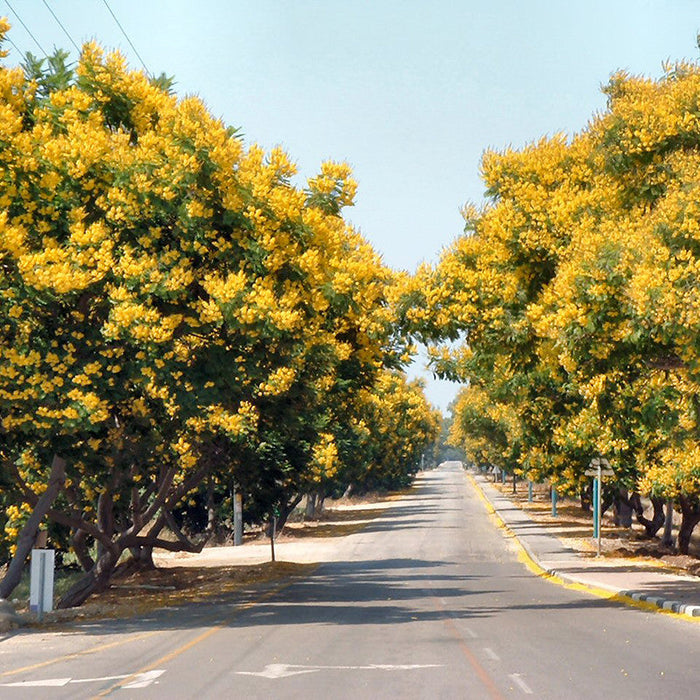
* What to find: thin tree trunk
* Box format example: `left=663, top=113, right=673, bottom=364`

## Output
left=630, top=494, right=665, bottom=538
left=71, top=529, right=95, bottom=572
left=613, top=488, right=633, bottom=528
left=661, top=499, right=675, bottom=548
left=206, top=477, right=216, bottom=533
left=580, top=483, right=591, bottom=513
left=677, top=495, right=700, bottom=555
left=0, top=455, right=65, bottom=600
left=275, top=494, right=303, bottom=533
left=305, top=493, right=317, bottom=520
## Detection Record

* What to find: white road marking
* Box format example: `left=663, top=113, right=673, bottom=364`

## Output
left=1, top=678, right=72, bottom=687
left=509, top=673, right=533, bottom=694
left=463, top=627, right=478, bottom=639
left=237, top=664, right=319, bottom=679
left=483, top=647, right=500, bottom=661
left=122, top=670, right=167, bottom=688
left=236, top=663, right=443, bottom=679
left=1, top=670, right=165, bottom=689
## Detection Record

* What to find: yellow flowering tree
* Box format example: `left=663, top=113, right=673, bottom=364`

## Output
left=413, top=56, right=700, bottom=551
left=0, top=26, right=418, bottom=604
left=330, top=371, right=441, bottom=493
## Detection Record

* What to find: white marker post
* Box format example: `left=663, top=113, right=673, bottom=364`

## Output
left=30, top=548, right=55, bottom=620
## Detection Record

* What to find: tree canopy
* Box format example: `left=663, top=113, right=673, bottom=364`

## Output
left=0, top=22, right=439, bottom=605
left=407, top=59, right=700, bottom=552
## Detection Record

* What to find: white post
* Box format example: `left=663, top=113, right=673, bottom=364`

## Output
left=30, top=549, right=54, bottom=620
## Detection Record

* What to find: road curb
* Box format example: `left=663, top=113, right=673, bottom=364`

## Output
left=465, top=470, right=700, bottom=623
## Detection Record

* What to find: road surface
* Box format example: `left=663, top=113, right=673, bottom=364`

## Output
left=1, top=463, right=698, bottom=698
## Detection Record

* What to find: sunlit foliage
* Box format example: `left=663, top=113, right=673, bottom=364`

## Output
left=413, top=58, right=700, bottom=552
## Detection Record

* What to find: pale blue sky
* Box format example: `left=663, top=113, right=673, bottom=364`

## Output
left=3, top=1, right=699, bottom=411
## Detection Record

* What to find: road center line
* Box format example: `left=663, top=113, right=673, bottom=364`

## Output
left=432, top=597, right=505, bottom=700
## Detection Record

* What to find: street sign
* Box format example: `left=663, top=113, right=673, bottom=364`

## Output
left=586, top=457, right=613, bottom=477
left=584, top=468, right=614, bottom=476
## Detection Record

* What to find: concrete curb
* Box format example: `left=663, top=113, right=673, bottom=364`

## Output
left=467, top=471, right=700, bottom=622
left=617, top=590, right=700, bottom=617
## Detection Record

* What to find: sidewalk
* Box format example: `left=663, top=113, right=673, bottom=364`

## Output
left=470, top=471, right=700, bottom=620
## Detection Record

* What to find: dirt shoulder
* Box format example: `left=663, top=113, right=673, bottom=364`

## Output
left=490, top=477, right=700, bottom=577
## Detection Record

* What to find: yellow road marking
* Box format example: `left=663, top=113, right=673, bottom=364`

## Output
left=0, top=631, right=161, bottom=678
left=465, top=471, right=700, bottom=624
left=92, top=576, right=304, bottom=697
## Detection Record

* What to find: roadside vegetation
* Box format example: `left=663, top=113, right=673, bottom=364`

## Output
left=404, top=52, right=700, bottom=556
left=0, top=22, right=440, bottom=609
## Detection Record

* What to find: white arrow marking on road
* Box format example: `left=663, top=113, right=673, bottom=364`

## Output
left=237, top=664, right=320, bottom=679
left=122, top=670, right=166, bottom=688
left=1, top=678, right=72, bottom=687
left=1, top=670, right=165, bottom=688
left=236, top=663, right=443, bottom=679
left=509, top=673, right=533, bottom=694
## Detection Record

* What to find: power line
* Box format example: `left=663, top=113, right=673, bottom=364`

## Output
left=4, top=0, right=48, bottom=58
left=41, top=0, right=80, bottom=54
left=100, top=0, right=150, bottom=76
left=3, top=33, right=22, bottom=57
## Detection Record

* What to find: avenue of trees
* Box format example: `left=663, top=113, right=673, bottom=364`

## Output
left=403, top=57, right=700, bottom=554
left=0, top=24, right=440, bottom=607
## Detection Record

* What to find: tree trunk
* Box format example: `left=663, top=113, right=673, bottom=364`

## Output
left=630, top=494, right=665, bottom=538
left=57, top=545, right=120, bottom=609
left=233, top=491, right=243, bottom=546
left=206, top=477, right=216, bottom=533
left=580, top=483, right=591, bottom=513
left=613, top=488, right=633, bottom=528
left=275, top=494, right=303, bottom=533
left=305, top=493, right=317, bottom=520
left=71, top=529, right=95, bottom=572
left=0, top=455, right=66, bottom=600
left=677, top=495, right=700, bottom=555
left=512, top=472, right=517, bottom=494
left=601, top=488, right=614, bottom=516
left=661, top=499, right=675, bottom=548
left=128, top=546, right=155, bottom=570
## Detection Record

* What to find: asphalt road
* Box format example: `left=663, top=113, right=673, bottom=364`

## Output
left=1, top=462, right=699, bottom=698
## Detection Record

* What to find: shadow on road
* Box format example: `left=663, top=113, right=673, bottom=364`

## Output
left=40, top=552, right=636, bottom=641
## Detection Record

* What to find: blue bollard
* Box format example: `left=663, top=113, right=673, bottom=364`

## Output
left=592, top=478, right=599, bottom=539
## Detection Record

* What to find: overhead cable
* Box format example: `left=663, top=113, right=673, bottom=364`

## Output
left=41, top=0, right=80, bottom=53
left=4, top=33, right=23, bottom=57
left=100, top=0, right=149, bottom=75
left=4, top=0, right=48, bottom=57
